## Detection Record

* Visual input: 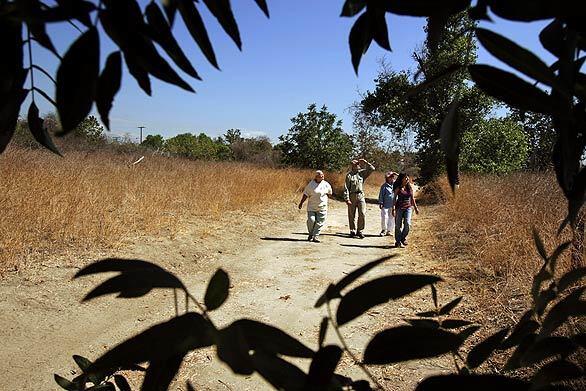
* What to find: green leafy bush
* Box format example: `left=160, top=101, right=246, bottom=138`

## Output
left=461, top=118, right=528, bottom=174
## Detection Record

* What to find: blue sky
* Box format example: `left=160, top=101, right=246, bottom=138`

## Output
left=29, top=1, right=555, bottom=142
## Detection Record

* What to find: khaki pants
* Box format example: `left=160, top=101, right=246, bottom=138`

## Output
left=348, top=194, right=366, bottom=233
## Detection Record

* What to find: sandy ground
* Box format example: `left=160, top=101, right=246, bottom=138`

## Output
left=0, top=195, right=468, bottom=390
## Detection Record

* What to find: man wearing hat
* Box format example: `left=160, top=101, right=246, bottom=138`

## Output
left=378, top=171, right=398, bottom=236
left=343, top=158, right=375, bottom=239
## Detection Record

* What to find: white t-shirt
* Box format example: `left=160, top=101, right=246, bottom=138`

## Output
left=303, top=180, right=333, bottom=212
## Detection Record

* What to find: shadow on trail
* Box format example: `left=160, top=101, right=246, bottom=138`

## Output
left=260, top=237, right=308, bottom=242
left=292, top=232, right=350, bottom=238
left=340, top=244, right=395, bottom=249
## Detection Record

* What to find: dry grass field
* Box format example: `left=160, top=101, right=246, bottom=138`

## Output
left=0, top=147, right=383, bottom=272
left=426, top=173, right=574, bottom=320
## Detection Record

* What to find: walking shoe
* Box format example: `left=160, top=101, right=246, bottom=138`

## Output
left=386, top=231, right=393, bottom=236
left=308, top=235, right=313, bottom=241
left=395, top=242, right=404, bottom=248
left=312, top=237, right=321, bottom=243
left=379, top=230, right=386, bottom=237
left=350, top=231, right=356, bottom=238
left=402, top=239, right=408, bottom=246
left=357, top=232, right=365, bottom=239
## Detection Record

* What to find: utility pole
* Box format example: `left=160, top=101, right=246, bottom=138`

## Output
left=137, top=126, right=146, bottom=144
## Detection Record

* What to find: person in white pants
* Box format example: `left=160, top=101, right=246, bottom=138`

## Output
left=298, top=170, right=333, bottom=243
left=378, top=171, right=397, bottom=236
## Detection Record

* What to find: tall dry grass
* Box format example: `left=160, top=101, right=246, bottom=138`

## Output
left=1, top=148, right=341, bottom=271
left=430, top=172, right=572, bottom=319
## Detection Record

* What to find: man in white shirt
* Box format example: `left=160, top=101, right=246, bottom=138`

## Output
left=298, top=170, right=333, bottom=243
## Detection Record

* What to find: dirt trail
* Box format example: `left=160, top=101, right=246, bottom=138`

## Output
left=1, top=197, right=458, bottom=390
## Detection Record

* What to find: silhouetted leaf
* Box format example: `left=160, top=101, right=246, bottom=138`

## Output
left=203, top=0, right=241, bottom=50
left=540, top=20, right=564, bottom=57
left=416, top=310, right=438, bottom=318
left=234, top=319, right=314, bottom=358
left=86, top=383, right=115, bottom=391
left=142, top=354, right=185, bottom=391
left=440, top=100, right=460, bottom=191
left=405, top=318, right=440, bottom=328
left=341, top=0, right=366, bottom=17
left=75, top=258, right=185, bottom=301
left=364, top=326, right=462, bottom=364
left=318, top=317, right=328, bottom=347
left=0, top=18, right=27, bottom=152
left=476, top=28, right=559, bottom=89
left=315, top=256, right=393, bottom=307
left=56, top=27, right=99, bottom=133
left=504, top=333, right=536, bottom=371
left=87, top=313, right=213, bottom=377
left=369, top=6, right=391, bottom=51
left=431, top=284, right=438, bottom=309
left=186, top=381, right=196, bottom=391
left=178, top=0, right=219, bottom=69
left=385, top=0, right=470, bottom=17
left=467, top=328, right=509, bottom=369
left=441, top=319, right=472, bottom=329
left=531, top=360, right=584, bottom=388
left=29, top=20, right=59, bottom=57
left=458, top=325, right=481, bottom=343
left=439, top=296, right=462, bottom=316
left=204, top=268, right=230, bottom=311
left=468, top=64, right=559, bottom=114
left=349, top=11, right=372, bottom=74
left=337, top=274, right=442, bottom=325
left=558, top=267, right=586, bottom=292
left=27, top=101, right=62, bottom=156
left=145, top=2, right=200, bottom=80
left=54, top=374, right=76, bottom=391
left=114, top=375, right=131, bottom=391
left=124, top=52, right=151, bottom=95
left=251, top=350, right=307, bottom=390
left=573, top=333, right=586, bottom=348
left=217, top=321, right=254, bottom=375
left=487, top=2, right=575, bottom=21
left=99, top=2, right=193, bottom=93
left=540, top=287, right=586, bottom=337
left=501, top=312, right=539, bottom=350
left=532, top=264, right=552, bottom=302
left=73, top=354, right=92, bottom=372
left=468, top=2, right=491, bottom=21
left=549, top=241, right=571, bottom=274
left=415, top=374, right=529, bottom=390
left=534, top=284, right=557, bottom=317
left=161, top=0, right=178, bottom=25
left=253, top=0, right=270, bottom=17
left=521, top=336, right=578, bottom=366
left=533, top=227, right=548, bottom=261
left=306, top=345, right=342, bottom=388
left=96, top=51, right=121, bottom=130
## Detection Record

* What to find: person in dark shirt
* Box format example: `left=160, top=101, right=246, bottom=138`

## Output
left=392, top=173, right=419, bottom=248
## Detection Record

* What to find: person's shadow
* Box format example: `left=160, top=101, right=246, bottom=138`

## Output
left=260, top=237, right=308, bottom=242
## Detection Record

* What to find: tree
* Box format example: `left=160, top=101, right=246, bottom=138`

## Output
left=223, top=129, right=244, bottom=145
left=508, top=109, right=556, bottom=171
left=164, top=132, right=231, bottom=160
left=277, top=104, right=354, bottom=170
left=461, top=118, right=527, bottom=174
left=70, top=115, right=105, bottom=144
left=141, top=134, right=165, bottom=150
left=357, top=13, right=495, bottom=183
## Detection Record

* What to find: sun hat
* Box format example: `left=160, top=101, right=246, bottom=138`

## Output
left=385, top=171, right=398, bottom=177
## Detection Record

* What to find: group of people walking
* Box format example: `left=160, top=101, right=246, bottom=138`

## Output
left=298, top=159, right=419, bottom=247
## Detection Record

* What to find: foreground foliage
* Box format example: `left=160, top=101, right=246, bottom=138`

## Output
left=55, top=235, right=585, bottom=390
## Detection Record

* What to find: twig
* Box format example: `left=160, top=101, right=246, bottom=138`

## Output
left=326, top=301, right=386, bottom=390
